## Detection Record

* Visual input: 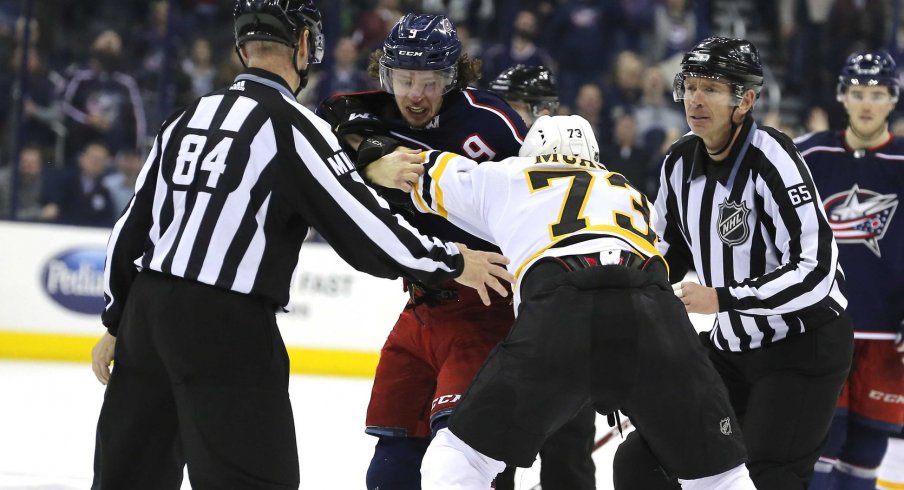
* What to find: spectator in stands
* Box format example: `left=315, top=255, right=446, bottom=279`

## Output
left=601, top=109, right=657, bottom=197
left=213, top=47, right=244, bottom=89
left=1, top=42, right=64, bottom=152
left=54, top=141, right=116, bottom=227
left=603, top=50, right=644, bottom=117
left=633, top=65, right=687, bottom=155
left=574, top=82, right=611, bottom=146
left=780, top=0, right=834, bottom=109
left=182, top=37, right=216, bottom=99
left=546, top=0, right=622, bottom=106
left=650, top=0, right=698, bottom=63
left=316, top=37, right=373, bottom=103
left=102, top=148, right=143, bottom=217
left=61, top=30, right=146, bottom=167
left=804, top=106, right=830, bottom=134
left=352, top=0, right=402, bottom=53
left=135, top=0, right=193, bottom=130
left=0, top=144, right=59, bottom=222
left=480, top=10, right=554, bottom=88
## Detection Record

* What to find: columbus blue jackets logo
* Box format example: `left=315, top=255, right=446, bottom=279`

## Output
left=823, top=184, right=898, bottom=257
left=718, top=199, right=750, bottom=246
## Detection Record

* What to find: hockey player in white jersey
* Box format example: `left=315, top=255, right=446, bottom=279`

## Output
left=409, top=115, right=757, bottom=489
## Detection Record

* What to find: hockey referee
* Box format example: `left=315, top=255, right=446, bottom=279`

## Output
left=615, top=38, right=854, bottom=489
left=88, top=1, right=512, bottom=488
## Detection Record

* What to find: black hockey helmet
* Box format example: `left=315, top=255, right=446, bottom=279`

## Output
left=234, top=0, right=324, bottom=64
left=489, top=64, right=559, bottom=116
left=673, top=37, right=764, bottom=104
left=837, top=50, right=900, bottom=101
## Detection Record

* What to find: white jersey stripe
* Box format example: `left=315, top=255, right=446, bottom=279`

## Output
left=170, top=192, right=211, bottom=277
left=232, top=193, right=270, bottom=293
left=149, top=190, right=187, bottom=271
left=197, top=119, right=277, bottom=285
left=187, top=95, right=223, bottom=130
left=220, top=96, right=258, bottom=132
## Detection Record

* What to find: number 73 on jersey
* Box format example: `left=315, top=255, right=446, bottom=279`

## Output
left=526, top=168, right=658, bottom=248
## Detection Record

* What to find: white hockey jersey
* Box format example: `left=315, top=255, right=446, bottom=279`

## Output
left=410, top=150, right=665, bottom=310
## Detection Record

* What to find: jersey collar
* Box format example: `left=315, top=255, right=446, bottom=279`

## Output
left=234, top=68, right=295, bottom=100
left=689, top=116, right=755, bottom=187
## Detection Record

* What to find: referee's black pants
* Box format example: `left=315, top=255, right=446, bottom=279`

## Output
left=92, top=270, right=299, bottom=490
left=703, top=315, right=853, bottom=490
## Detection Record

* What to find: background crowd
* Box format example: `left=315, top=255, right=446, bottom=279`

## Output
left=0, top=0, right=901, bottom=228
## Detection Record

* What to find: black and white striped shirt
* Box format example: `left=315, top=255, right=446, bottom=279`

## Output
left=102, top=69, right=463, bottom=334
left=652, top=117, right=847, bottom=352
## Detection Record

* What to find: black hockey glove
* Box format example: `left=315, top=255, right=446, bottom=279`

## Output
left=317, top=95, right=386, bottom=141
left=355, top=135, right=413, bottom=208
left=356, top=135, right=402, bottom=170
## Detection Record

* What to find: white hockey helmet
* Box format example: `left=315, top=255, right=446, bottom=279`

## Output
left=519, top=115, right=600, bottom=162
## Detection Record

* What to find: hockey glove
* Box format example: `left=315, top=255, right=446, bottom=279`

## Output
left=357, top=135, right=416, bottom=207
left=318, top=95, right=387, bottom=141
left=357, top=135, right=402, bottom=170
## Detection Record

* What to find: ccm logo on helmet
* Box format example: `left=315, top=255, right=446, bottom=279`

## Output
left=398, top=51, right=424, bottom=56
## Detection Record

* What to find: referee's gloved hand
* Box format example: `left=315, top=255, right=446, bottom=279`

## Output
left=92, top=331, right=116, bottom=385
left=453, top=243, right=514, bottom=306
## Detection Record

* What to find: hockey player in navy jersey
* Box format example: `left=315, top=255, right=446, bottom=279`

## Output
left=796, top=50, right=904, bottom=490
left=317, top=14, right=594, bottom=490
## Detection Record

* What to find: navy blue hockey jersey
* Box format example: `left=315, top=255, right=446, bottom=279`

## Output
left=796, top=130, right=904, bottom=338
left=318, top=88, right=527, bottom=250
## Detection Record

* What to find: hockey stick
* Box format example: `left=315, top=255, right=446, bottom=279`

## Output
left=524, top=418, right=634, bottom=490
left=593, top=417, right=633, bottom=451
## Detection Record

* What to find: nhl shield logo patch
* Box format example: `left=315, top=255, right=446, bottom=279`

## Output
left=720, top=417, right=732, bottom=435
left=718, top=198, right=750, bottom=246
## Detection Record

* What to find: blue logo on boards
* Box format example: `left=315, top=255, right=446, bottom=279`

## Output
left=42, top=248, right=105, bottom=314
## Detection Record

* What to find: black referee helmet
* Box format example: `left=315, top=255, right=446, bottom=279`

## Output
left=673, top=37, right=764, bottom=103
left=489, top=64, right=559, bottom=117
left=233, top=0, right=324, bottom=64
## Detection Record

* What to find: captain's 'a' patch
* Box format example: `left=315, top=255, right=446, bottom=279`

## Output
left=718, top=198, right=750, bottom=246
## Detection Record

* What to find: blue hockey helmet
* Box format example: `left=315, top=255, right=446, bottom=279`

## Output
left=673, top=37, right=764, bottom=105
left=837, top=50, right=899, bottom=101
left=234, top=0, right=324, bottom=64
left=379, top=14, right=461, bottom=96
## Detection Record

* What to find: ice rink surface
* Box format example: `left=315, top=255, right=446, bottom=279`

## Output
left=0, top=359, right=624, bottom=489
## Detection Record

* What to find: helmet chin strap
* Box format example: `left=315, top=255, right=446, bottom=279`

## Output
left=292, top=45, right=309, bottom=96
left=707, top=107, right=739, bottom=156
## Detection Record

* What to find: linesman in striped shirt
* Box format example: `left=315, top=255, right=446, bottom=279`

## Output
left=88, top=2, right=512, bottom=488
left=617, top=38, right=855, bottom=489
